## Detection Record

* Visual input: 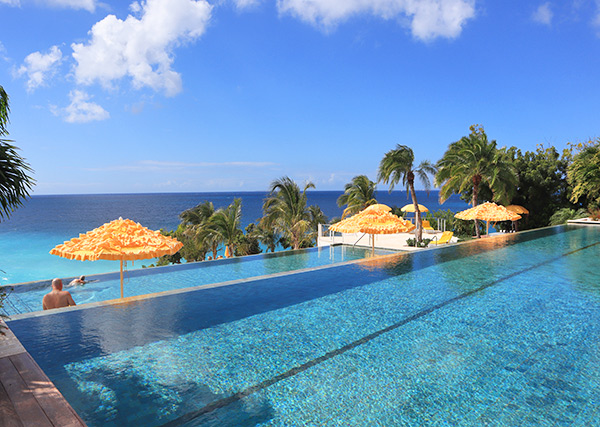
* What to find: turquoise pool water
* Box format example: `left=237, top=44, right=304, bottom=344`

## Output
left=1, top=245, right=391, bottom=316
left=8, top=225, right=600, bottom=426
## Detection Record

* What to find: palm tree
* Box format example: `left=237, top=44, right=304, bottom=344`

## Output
left=307, top=204, right=328, bottom=246
left=262, top=176, right=315, bottom=250
left=255, top=221, right=280, bottom=253
left=567, top=140, right=600, bottom=210
left=337, top=175, right=377, bottom=218
left=0, top=85, right=35, bottom=221
left=377, top=145, right=436, bottom=243
left=180, top=200, right=215, bottom=226
left=435, top=125, right=517, bottom=238
left=180, top=201, right=221, bottom=258
left=205, top=198, right=243, bottom=257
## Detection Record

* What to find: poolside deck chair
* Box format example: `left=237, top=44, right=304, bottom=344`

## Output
left=422, top=220, right=435, bottom=233
left=431, top=231, right=453, bottom=245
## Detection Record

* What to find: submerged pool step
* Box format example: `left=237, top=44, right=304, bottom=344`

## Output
left=2, top=292, right=36, bottom=316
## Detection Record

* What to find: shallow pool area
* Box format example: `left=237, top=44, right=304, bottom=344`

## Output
left=2, top=245, right=391, bottom=316
left=7, top=225, right=600, bottom=426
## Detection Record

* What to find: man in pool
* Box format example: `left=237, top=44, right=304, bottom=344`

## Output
left=67, top=275, right=87, bottom=287
left=42, top=278, right=76, bottom=310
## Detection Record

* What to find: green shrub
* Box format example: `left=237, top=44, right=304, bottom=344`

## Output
left=406, top=238, right=431, bottom=247
left=549, top=208, right=588, bottom=225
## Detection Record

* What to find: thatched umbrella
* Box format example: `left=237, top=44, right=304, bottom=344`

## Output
left=455, top=202, right=521, bottom=237
left=330, top=204, right=415, bottom=252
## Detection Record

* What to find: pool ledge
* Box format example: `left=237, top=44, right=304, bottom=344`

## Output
left=0, top=320, right=87, bottom=426
left=8, top=251, right=403, bottom=321
left=568, top=217, right=600, bottom=225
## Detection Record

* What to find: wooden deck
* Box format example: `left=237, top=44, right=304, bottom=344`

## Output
left=0, top=322, right=86, bottom=427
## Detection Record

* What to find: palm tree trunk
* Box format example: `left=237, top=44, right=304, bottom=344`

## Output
left=409, top=182, right=422, bottom=243
left=472, top=178, right=481, bottom=238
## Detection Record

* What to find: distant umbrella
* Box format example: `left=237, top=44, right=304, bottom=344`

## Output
left=455, top=202, right=521, bottom=236
left=400, top=203, right=429, bottom=213
left=330, top=204, right=415, bottom=252
left=506, top=205, right=529, bottom=215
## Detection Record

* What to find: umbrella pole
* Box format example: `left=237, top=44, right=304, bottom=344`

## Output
left=120, top=259, right=124, bottom=298
left=371, top=234, right=375, bottom=255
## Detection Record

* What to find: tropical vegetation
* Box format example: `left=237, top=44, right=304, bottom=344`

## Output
left=337, top=175, right=377, bottom=218
left=435, top=125, right=517, bottom=238
left=567, top=139, right=600, bottom=211
left=262, top=176, right=316, bottom=250
left=507, top=144, right=572, bottom=229
left=0, top=85, right=35, bottom=221
left=203, top=198, right=243, bottom=258
left=378, top=145, right=435, bottom=243
left=0, top=85, right=35, bottom=332
left=150, top=123, right=599, bottom=265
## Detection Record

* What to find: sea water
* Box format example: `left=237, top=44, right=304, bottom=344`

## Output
left=0, top=191, right=468, bottom=285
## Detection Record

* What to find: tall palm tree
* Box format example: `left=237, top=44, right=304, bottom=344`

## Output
left=337, top=175, right=377, bottom=218
left=0, top=85, right=35, bottom=221
left=435, top=125, right=518, bottom=238
left=205, top=198, right=243, bottom=257
left=377, top=145, right=436, bottom=243
left=262, top=176, right=315, bottom=250
left=567, top=140, right=600, bottom=210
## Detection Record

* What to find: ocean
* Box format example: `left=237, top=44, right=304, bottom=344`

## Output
left=0, top=191, right=468, bottom=285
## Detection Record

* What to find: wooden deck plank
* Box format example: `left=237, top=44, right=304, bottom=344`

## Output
left=10, top=352, right=86, bottom=427
left=0, top=357, right=53, bottom=427
left=0, top=380, right=24, bottom=427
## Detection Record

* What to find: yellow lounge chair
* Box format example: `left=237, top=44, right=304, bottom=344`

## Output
left=422, top=220, right=435, bottom=233
left=431, top=231, right=453, bottom=245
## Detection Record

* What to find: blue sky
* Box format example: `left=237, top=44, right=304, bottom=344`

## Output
left=0, top=0, right=598, bottom=195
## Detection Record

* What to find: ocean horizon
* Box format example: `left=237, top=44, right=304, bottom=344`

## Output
left=0, top=190, right=469, bottom=285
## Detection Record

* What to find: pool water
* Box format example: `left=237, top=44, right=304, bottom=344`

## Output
left=8, top=225, right=600, bottom=426
left=2, top=245, right=391, bottom=316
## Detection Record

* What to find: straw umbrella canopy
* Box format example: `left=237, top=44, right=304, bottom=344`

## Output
left=505, top=205, right=529, bottom=215
left=50, top=218, right=183, bottom=298
left=330, top=204, right=415, bottom=252
left=400, top=203, right=429, bottom=213
left=505, top=205, right=528, bottom=231
left=455, top=202, right=521, bottom=236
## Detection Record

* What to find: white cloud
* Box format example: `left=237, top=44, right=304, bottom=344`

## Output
left=43, top=0, right=97, bottom=12
left=17, top=46, right=63, bottom=92
left=0, top=0, right=20, bottom=5
left=72, top=0, right=212, bottom=97
left=52, top=90, right=110, bottom=123
left=532, top=2, right=553, bottom=25
left=0, top=42, right=9, bottom=62
left=276, top=0, right=476, bottom=40
left=594, top=0, right=600, bottom=35
left=233, top=0, right=261, bottom=9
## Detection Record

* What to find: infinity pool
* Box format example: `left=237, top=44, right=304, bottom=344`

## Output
left=8, top=225, right=600, bottom=426
left=2, top=245, right=391, bottom=316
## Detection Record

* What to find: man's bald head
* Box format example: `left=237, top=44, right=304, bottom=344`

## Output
left=52, top=278, right=63, bottom=290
